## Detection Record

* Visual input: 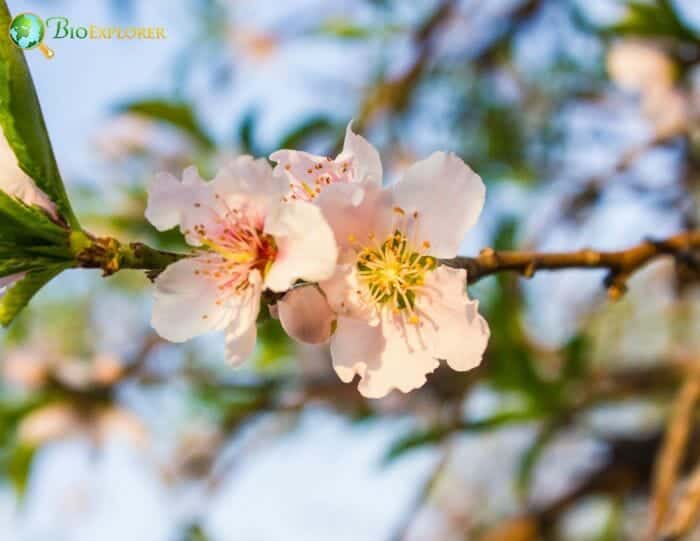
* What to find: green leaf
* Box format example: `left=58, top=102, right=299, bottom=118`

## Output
left=278, top=116, right=337, bottom=150
left=561, top=334, right=592, bottom=382
left=7, top=443, right=35, bottom=496
left=610, top=0, right=696, bottom=41
left=0, top=1, right=78, bottom=227
left=0, top=398, right=39, bottom=447
left=319, top=19, right=372, bottom=39
left=0, top=397, right=47, bottom=497
left=0, top=256, right=62, bottom=278
left=254, top=317, right=292, bottom=372
left=118, top=99, right=214, bottom=149
left=238, top=109, right=261, bottom=155
left=181, top=524, right=209, bottom=541
left=0, top=189, right=69, bottom=246
left=384, top=409, right=542, bottom=463
left=318, top=18, right=401, bottom=40
left=383, top=426, right=452, bottom=463
left=516, top=422, right=559, bottom=499
left=596, top=498, right=623, bottom=541
left=0, top=263, right=69, bottom=326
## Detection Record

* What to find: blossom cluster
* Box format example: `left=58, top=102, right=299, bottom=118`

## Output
left=146, top=124, right=490, bottom=398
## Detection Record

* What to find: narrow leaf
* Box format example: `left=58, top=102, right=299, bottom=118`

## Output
left=384, top=409, right=542, bottom=463
left=118, top=99, right=214, bottom=149
left=0, top=189, right=69, bottom=245
left=0, top=256, right=62, bottom=278
left=278, top=116, right=336, bottom=150
left=0, top=263, right=69, bottom=326
left=516, top=422, right=560, bottom=500
left=383, top=426, right=451, bottom=464
left=0, top=1, right=78, bottom=226
left=7, top=443, right=36, bottom=496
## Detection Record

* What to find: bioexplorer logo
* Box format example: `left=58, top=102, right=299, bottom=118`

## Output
left=8, top=12, right=167, bottom=59
left=9, top=13, right=54, bottom=58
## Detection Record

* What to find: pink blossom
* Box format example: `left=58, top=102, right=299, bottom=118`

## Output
left=270, top=122, right=382, bottom=202
left=146, top=156, right=338, bottom=365
left=279, top=151, right=490, bottom=398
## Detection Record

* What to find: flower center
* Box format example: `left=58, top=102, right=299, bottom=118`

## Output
left=206, top=225, right=277, bottom=277
left=355, top=216, right=436, bottom=324
left=189, top=201, right=278, bottom=298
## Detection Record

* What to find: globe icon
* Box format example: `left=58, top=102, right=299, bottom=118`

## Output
left=9, top=13, right=45, bottom=50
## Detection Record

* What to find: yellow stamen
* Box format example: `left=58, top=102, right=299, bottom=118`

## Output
left=355, top=230, right=436, bottom=320
left=206, top=242, right=256, bottom=263
left=301, top=181, right=316, bottom=198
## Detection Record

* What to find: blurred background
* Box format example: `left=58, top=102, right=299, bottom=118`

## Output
left=2, top=0, right=700, bottom=539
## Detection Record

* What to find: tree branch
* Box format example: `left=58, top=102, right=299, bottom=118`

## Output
left=350, top=0, right=457, bottom=137
left=75, top=230, right=700, bottom=299
left=442, top=230, right=700, bottom=297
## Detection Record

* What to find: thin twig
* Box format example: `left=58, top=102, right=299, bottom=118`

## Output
left=442, top=230, right=700, bottom=298
left=646, top=366, right=700, bottom=540
left=350, top=0, right=457, bottom=139
left=661, top=455, right=700, bottom=540
left=560, top=134, right=677, bottom=220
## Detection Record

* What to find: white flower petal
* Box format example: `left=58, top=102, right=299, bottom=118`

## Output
left=316, top=183, right=392, bottom=252
left=391, top=152, right=485, bottom=258
left=263, top=201, right=338, bottom=291
left=607, top=40, right=674, bottom=94
left=145, top=171, right=188, bottom=231
left=330, top=316, right=384, bottom=384
left=97, top=407, right=148, bottom=447
left=17, top=403, right=80, bottom=445
left=417, top=266, right=489, bottom=372
left=341, top=121, right=382, bottom=185
left=331, top=313, right=441, bottom=399
left=269, top=149, right=345, bottom=202
left=226, top=320, right=257, bottom=366
left=326, top=266, right=488, bottom=398
left=0, top=129, right=57, bottom=217
left=270, top=123, right=381, bottom=201
left=151, top=256, right=234, bottom=342
left=145, top=167, right=212, bottom=235
left=368, top=314, right=442, bottom=397
left=225, top=270, right=262, bottom=342
left=213, top=155, right=283, bottom=209
left=277, top=286, right=335, bottom=344
left=269, top=149, right=323, bottom=179
left=320, top=257, right=378, bottom=322
left=148, top=166, right=255, bottom=247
